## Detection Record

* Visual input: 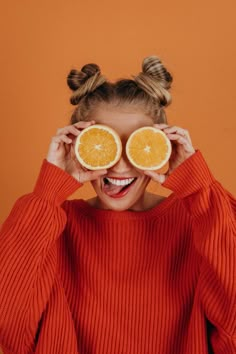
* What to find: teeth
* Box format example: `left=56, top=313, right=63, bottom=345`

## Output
left=106, top=178, right=135, bottom=186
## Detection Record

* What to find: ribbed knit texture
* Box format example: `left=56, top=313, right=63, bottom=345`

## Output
left=0, top=151, right=235, bottom=354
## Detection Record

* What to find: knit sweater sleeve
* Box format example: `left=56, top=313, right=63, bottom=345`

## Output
left=0, top=160, right=81, bottom=354
left=163, top=150, right=236, bottom=353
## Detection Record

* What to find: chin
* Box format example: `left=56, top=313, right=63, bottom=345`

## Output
left=95, top=194, right=142, bottom=211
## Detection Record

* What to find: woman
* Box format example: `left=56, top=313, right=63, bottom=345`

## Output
left=0, top=56, right=235, bottom=354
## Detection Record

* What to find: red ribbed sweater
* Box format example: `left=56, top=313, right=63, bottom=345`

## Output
left=0, top=151, right=235, bottom=354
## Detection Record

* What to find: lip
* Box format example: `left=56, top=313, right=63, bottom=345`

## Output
left=103, top=177, right=138, bottom=199
left=104, top=176, right=136, bottom=180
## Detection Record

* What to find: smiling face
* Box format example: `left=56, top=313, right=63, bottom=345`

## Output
left=87, top=104, right=156, bottom=211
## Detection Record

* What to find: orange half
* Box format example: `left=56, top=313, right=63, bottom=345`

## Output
left=126, top=126, right=172, bottom=170
left=74, top=124, right=122, bottom=170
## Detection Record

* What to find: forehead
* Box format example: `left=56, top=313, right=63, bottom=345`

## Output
left=89, top=106, right=154, bottom=138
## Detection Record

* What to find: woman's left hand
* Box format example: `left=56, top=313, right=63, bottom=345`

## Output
left=144, top=123, right=196, bottom=184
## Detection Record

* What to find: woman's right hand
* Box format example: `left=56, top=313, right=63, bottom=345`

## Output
left=46, top=120, right=107, bottom=183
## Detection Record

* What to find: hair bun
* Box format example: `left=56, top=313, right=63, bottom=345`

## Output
left=67, top=64, right=106, bottom=105
left=67, top=64, right=101, bottom=91
left=133, top=55, right=172, bottom=108
left=142, top=56, right=172, bottom=90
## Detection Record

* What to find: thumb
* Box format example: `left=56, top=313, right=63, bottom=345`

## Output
left=73, top=169, right=107, bottom=184
left=144, top=170, right=167, bottom=184
left=84, top=169, right=108, bottom=182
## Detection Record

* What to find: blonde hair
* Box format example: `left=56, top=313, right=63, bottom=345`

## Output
left=67, top=56, right=173, bottom=124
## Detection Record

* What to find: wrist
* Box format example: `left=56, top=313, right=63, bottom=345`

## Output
left=33, top=159, right=82, bottom=205
left=162, top=150, right=215, bottom=197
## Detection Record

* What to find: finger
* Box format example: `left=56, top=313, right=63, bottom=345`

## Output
left=153, top=123, right=169, bottom=129
left=71, top=130, right=83, bottom=147
left=52, top=135, right=73, bottom=144
left=49, top=136, right=72, bottom=154
left=163, top=126, right=186, bottom=135
left=73, top=120, right=96, bottom=129
left=56, top=125, right=80, bottom=136
left=164, top=126, right=193, bottom=145
left=167, top=134, right=195, bottom=153
left=144, top=170, right=167, bottom=184
left=67, top=133, right=78, bottom=142
left=56, top=120, right=96, bottom=136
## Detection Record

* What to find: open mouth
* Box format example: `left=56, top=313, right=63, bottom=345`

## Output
left=102, top=177, right=137, bottom=198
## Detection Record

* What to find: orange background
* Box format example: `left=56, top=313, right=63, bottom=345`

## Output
left=0, top=0, right=235, bottom=223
